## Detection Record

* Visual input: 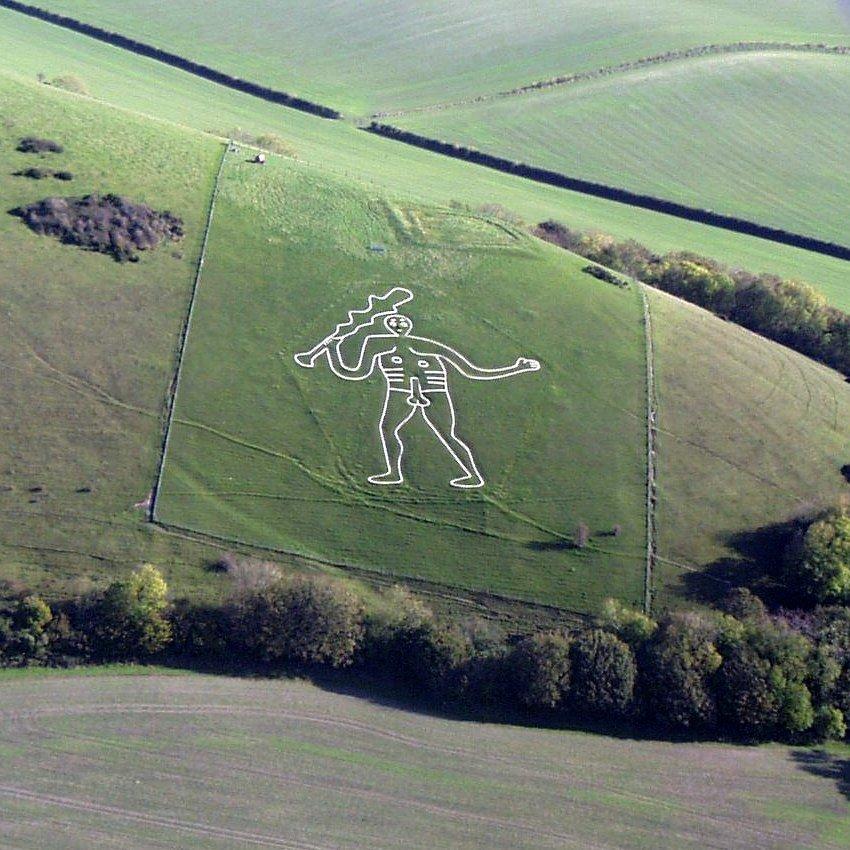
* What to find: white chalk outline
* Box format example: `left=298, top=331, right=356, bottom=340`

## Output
left=294, top=289, right=540, bottom=488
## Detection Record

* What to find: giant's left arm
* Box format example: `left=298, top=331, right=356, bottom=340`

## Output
left=425, top=340, right=540, bottom=380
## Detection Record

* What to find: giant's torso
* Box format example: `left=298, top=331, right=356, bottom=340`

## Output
left=378, top=345, right=447, bottom=392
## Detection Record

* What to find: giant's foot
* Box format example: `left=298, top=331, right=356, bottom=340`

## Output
left=450, top=472, right=484, bottom=489
left=368, top=471, right=404, bottom=485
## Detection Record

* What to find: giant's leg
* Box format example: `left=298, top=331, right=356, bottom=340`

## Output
left=421, top=392, right=484, bottom=488
left=368, top=391, right=416, bottom=485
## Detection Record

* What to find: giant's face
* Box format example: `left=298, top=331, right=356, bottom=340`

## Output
left=384, top=314, right=413, bottom=336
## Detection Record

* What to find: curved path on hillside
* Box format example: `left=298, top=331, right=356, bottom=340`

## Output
left=372, top=41, right=850, bottom=118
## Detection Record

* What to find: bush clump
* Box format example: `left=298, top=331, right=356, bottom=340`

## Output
left=16, top=137, right=63, bottom=154
left=785, top=507, right=850, bottom=604
left=236, top=575, right=364, bottom=667
left=14, top=167, right=49, bottom=180
left=10, top=193, right=184, bottom=262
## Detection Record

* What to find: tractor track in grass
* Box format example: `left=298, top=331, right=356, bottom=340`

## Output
left=0, top=700, right=822, bottom=849
left=0, top=785, right=326, bottom=850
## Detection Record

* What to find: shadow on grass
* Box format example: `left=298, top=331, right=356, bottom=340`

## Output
left=681, top=517, right=806, bottom=607
left=153, top=652, right=733, bottom=747
left=525, top=539, right=577, bottom=552
left=790, top=749, right=850, bottom=801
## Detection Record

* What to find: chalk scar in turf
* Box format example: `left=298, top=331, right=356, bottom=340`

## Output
left=294, top=288, right=540, bottom=489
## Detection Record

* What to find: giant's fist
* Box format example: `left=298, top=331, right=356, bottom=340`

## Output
left=516, top=357, right=541, bottom=372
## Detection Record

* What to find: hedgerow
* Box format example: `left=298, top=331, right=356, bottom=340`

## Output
left=3, top=553, right=849, bottom=743
left=535, top=220, right=850, bottom=375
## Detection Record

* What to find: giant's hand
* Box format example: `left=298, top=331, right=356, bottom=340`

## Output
left=515, top=357, right=541, bottom=372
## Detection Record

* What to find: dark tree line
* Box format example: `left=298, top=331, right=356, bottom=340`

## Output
left=536, top=221, right=850, bottom=375
left=1, top=1, right=341, bottom=119
left=2, top=549, right=849, bottom=744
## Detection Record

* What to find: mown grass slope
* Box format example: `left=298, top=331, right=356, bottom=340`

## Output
left=394, top=51, right=850, bottom=246
left=155, top=153, right=648, bottom=611
left=1, top=671, right=848, bottom=850
left=3, top=7, right=849, bottom=311
left=23, top=0, right=850, bottom=113
left=649, top=288, right=850, bottom=604
left=0, top=74, right=225, bottom=598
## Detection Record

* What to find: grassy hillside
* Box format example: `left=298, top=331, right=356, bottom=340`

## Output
left=649, top=288, right=850, bottom=603
left=2, top=8, right=849, bottom=313
left=1, top=671, right=848, bottom=849
left=22, top=0, right=850, bottom=113
left=394, top=51, right=850, bottom=246
left=0, top=75, right=227, bottom=598
left=154, top=153, right=648, bottom=611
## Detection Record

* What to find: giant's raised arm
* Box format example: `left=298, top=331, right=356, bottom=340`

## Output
left=420, top=339, right=540, bottom=380
left=324, top=334, right=394, bottom=381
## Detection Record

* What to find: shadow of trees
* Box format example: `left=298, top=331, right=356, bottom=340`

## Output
left=681, top=517, right=808, bottom=607
left=791, top=748, right=850, bottom=801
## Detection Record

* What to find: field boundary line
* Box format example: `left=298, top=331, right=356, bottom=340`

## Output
left=365, top=123, right=850, bottom=262
left=149, top=144, right=228, bottom=522
left=637, top=284, right=658, bottom=615
left=373, top=41, right=850, bottom=118
left=0, top=0, right=340, bottom=119
left=153, top=519, right=587, bottom=627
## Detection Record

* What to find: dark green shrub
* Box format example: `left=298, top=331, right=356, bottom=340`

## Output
left=238, top=575, right=364, bottom=667
left=720, top=588, right=768, bottom=622
left=17, top=137, right=63, bottom=153
left=569, top=629, right=636, bottom=717
left=169, top=599, right=232, bottom=659
left=785, top=508, right=850, bottom=604
left=639, top=613, right=722, bottom=729
left=505, top=631, right=572, bottom=709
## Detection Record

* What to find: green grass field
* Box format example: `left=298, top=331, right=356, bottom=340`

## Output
left=24, top=0, right=850, bottom=113
left=2, top=65, right=849, bottom=612
left=154, top=152, right=648, bottom=611
left=648, top=288, right=850, bottom=604
left=0, top=74, right=230, bottom=598
left=2, top=8, right=850, bottom=615
left=0, top=670, right=847, bottom=849
left=393, top=50, right=850, bottom=246
left=2, top=8, right=850, bottom=313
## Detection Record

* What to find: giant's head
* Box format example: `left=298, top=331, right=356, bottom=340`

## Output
left=384, top=314, right=413, bottom=336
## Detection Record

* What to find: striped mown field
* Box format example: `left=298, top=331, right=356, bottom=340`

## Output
left=0, top=671, right=847, bottom=850
left=393, top=50, right=850, bottom=247
left=19, top=0, right=850, bottom=113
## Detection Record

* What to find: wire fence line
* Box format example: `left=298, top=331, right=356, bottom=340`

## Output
left=638, top=283, right=659, bottom=615
left=149, top=143, right=228, bottom=523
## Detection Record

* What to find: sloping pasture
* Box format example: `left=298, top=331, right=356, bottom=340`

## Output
left=154, top=153, right=649, bottom=611
left=2, top=8, right=849, bottom=310
left=393, top=51, right=850, bottom=247
left=18, top=0, right=850, bottom=113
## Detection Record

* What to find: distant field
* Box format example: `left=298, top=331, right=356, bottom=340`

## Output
left=0, top=74, right=226, bottom=598
left=155, top=153, right=648, bottom=611
left=21, top=0, right=850, bottom=113
left=0, top=671, right=848, bottom=850
left=650, top=288, right=850, bottom=601
left=394, top=51, right=850, bottom=246
left=3, top=8, right=849, bottom=313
